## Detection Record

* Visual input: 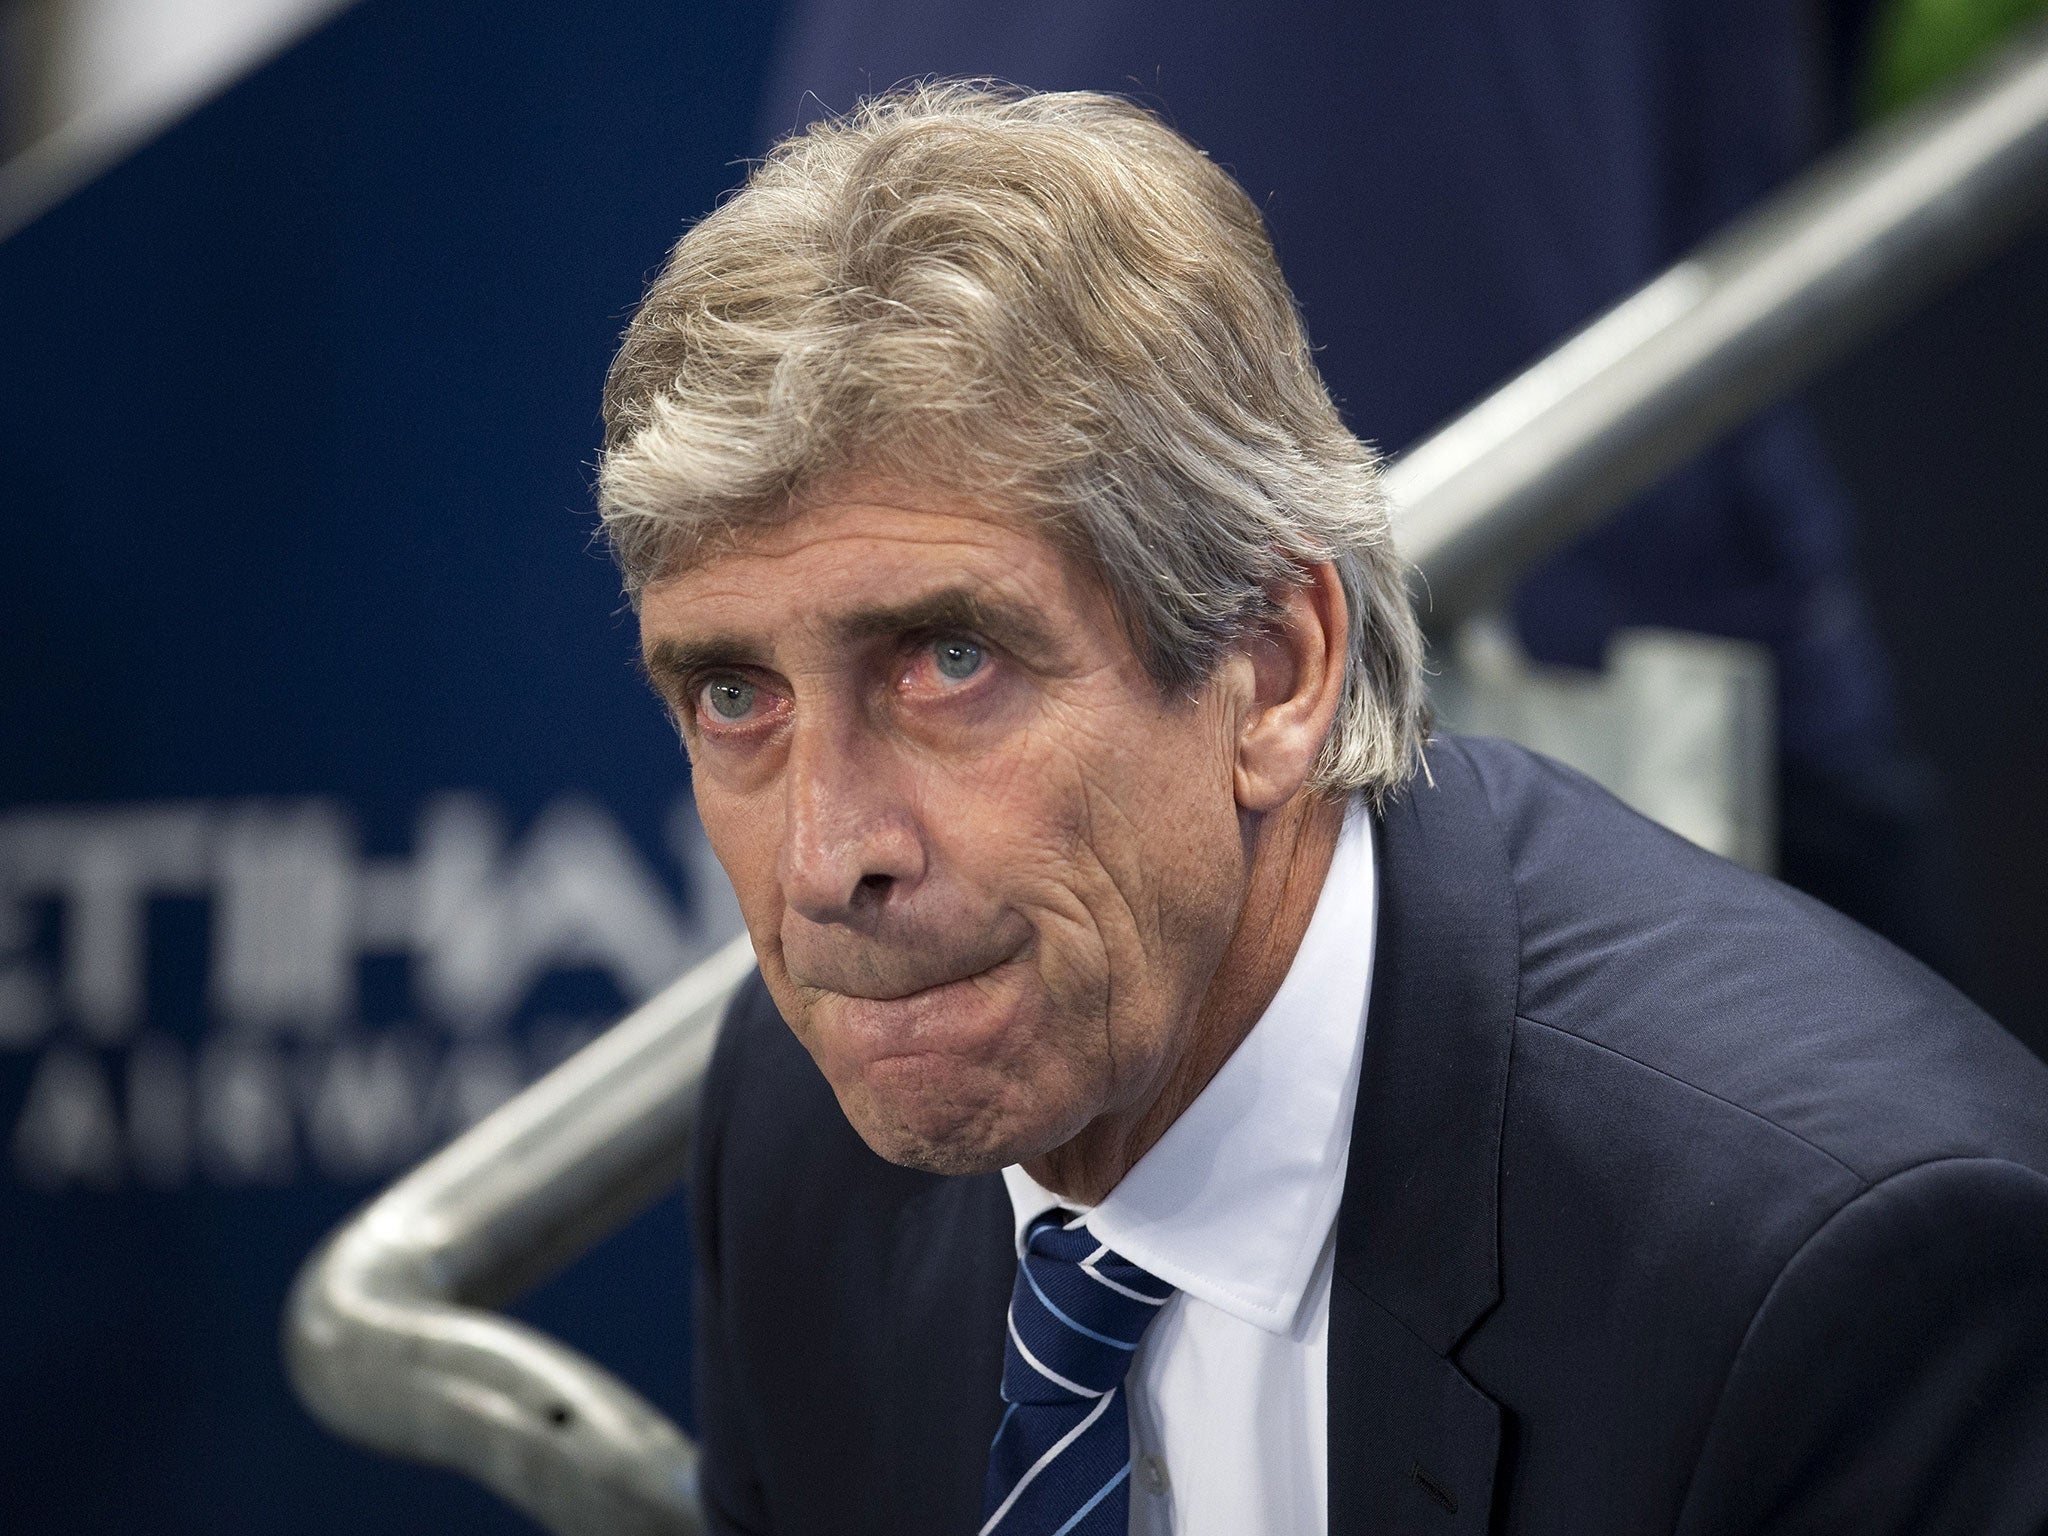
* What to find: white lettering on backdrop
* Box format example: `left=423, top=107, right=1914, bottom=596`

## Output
left=0, top=793, right=741, bottom=1190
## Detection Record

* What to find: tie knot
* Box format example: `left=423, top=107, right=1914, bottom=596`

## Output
left=1001, top=1211, right=1175, bottom=1406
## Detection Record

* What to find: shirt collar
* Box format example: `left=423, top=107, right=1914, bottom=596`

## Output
left=1002, top=795, right=1377, bottom=1335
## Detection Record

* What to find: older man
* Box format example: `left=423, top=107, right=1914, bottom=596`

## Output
left=598, top=86, right=2048, bottom=1536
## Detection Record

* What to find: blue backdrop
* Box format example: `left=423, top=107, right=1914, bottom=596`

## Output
left=0, top=2, right=773, bottom=1528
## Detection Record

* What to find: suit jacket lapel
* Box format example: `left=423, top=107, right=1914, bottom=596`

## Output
left=1329, top=740, right=1516, bottom=1533
left=882, top=1169, right=1013, bottom=1535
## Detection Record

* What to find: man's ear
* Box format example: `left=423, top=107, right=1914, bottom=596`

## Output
left=1233, top=562, right=1348, bottom=813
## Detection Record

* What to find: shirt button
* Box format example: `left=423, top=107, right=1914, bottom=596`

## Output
left=1140, top=1455, right=1170, bottom=1496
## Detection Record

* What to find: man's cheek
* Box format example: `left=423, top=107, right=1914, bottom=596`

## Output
left=699, top=802, right=784, bottom=929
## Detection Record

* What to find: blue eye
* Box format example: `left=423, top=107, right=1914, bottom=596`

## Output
left=933, top=638, right=983, bottom=680
left=702, top=677, right=757, bottom=721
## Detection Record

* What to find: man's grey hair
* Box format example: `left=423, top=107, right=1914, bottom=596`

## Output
left=598, top=82, right=1426, bottom=800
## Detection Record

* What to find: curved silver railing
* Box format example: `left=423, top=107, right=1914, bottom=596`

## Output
left=1387, top=17, right=2048, bottom=629
left=285, top=21, right=2048, bottom=1535
left=286, top=934, right=756, bottom=1535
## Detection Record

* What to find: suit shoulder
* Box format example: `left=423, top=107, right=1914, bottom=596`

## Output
left=1443, top=734, right=2048, bottom=1185
left=697, top=967, right=937, bottom=1225
left=702, top=970, right=838, bottom=1155
left=705, top=969, right=825, bottom=1117
left=1674, top=1155, right=2048, bottom=1535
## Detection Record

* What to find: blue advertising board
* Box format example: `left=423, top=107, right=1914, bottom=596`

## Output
left=0, top=2, right=773, bottom=1528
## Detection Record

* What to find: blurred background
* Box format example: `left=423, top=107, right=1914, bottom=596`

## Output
left=1, top=1, right=2043, bottom=1530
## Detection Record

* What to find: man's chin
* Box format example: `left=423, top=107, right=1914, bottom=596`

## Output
left=845, top=1098, right=1034, bottom=1176
left=869, top=1132, right=1014, bottom=1179
left=790, top=972, right=1099, bottom=1174
left=837, top=1072, right=1078, bottom=1178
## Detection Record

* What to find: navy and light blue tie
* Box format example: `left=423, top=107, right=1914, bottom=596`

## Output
left=981, top=1210, right=1177, bottom=1536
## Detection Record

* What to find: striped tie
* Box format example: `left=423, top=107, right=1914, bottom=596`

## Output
left=981, top=1210, right=1176, bottom=1536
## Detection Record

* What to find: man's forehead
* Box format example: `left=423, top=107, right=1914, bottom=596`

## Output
left=654, top=472, right=1089, bottom=587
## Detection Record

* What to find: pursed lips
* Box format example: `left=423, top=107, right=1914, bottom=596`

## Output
left=793, top=947, right=1033, bottom=1063
left=780, top=915, right=1030, bottom=1004
left=794, top=947, right=1019, bottom=1004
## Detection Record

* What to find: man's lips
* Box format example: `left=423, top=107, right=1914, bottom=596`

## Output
left=781, top=921, right=1030, bottom=1004
left=798, top=952, right=1031, bottom=1065
left=795, top=961, right=998, bottom=1004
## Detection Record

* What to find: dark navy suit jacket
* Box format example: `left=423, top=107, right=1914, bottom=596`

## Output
left=689, top=736, right=2048, bottom=1534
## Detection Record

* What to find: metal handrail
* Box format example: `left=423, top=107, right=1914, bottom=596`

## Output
left=1387, top=17, right=2048, bottom=630
left=285, top=933, right=756, bottom=1535
left=284, top=21, right=2048, bottom=1535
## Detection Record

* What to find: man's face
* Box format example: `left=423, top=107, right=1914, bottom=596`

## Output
left=639, top=480, right=1253, bottom=1175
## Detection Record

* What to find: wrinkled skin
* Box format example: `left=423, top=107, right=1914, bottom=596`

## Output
left=639, top=478, right=1346, bottom=1201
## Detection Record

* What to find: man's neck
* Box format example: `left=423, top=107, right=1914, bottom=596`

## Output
left=1025, top=790, right=1348, bottom=1205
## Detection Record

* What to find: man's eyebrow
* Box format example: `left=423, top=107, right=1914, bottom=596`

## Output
left=641, top=634, right=766, bottom=689
left=836, top=588, right=1061, bottom=661
left=640, top=588, right=1067, bottom=690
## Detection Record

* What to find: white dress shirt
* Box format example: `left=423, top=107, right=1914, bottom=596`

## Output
left=1001, top=795, right=1377, bottom=1536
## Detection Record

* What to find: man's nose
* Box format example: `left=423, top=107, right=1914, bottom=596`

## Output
left=779, top=718, right=926, bottom=927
